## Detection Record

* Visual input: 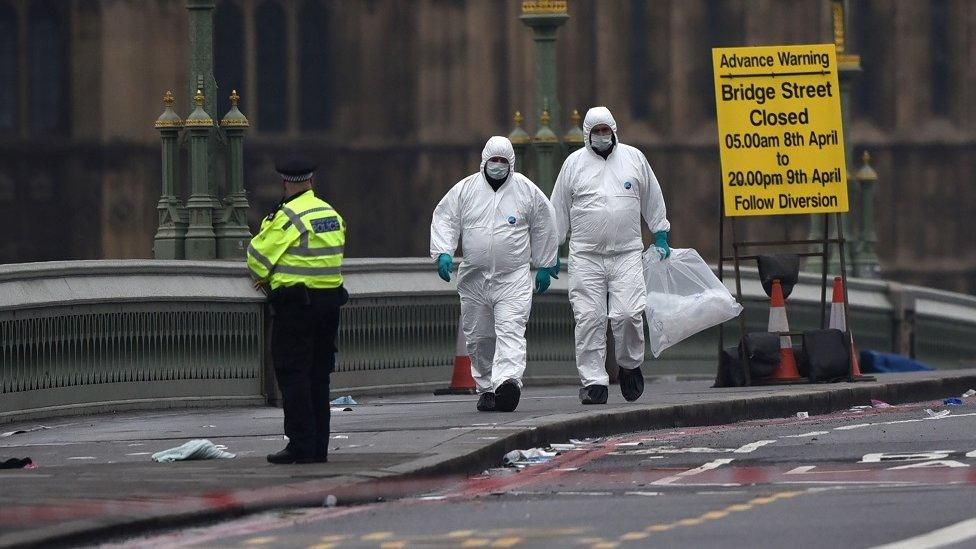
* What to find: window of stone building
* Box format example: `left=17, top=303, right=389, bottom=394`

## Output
left=0, top=3, right=16, bottom=132
left=215, top=2, right=245, bottom=99
left=853, top=1, right=879, bottom=121
left=929, top=0, right=950, bottom=117
left=256, top=0, right=286, bottom=132
left=700, top=1, right=745, bottom=118
left=629, top=0, right=651, bottom=120
left=299, top=0, right=330, bottom=131
left=28, top=1, right=67, bottom=132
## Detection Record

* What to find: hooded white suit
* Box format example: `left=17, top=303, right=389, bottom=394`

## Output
left=551, top=107, right=670, bottom=387
left=430, top=136, right=559, bottom=393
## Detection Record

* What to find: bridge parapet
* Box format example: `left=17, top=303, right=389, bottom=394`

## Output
left=2, top=259, right=975, bottom=423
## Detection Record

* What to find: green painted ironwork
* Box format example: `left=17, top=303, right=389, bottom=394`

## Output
left=154, top=1, right=252, bottom=260
left=853, top=151, right=881, bottom=278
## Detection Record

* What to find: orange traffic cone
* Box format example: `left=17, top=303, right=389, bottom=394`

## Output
left=434, top=322, right=477, bottom=395
left=768, top=279, right=802, bottom=380
left=829, top=276, right=871, bottom=380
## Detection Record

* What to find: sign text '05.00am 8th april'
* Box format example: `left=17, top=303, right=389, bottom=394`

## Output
left=712, top=44, right=849, bottom=217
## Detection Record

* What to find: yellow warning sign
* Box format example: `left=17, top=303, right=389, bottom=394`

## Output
left=712, top=44, right=849, bottom=217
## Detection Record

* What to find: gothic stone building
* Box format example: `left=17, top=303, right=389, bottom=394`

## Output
left=0, top=0, right=974, bottom=292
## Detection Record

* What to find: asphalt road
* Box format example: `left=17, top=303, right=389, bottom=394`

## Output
left=103, top=399, right=976, bottom=549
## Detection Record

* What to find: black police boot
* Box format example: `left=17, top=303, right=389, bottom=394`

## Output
left=579, top=385, right=609, bottom=405
left=314, top=443, right=329, bottom=463
left=494, top=380, right=521, bottom=412
left=267, top=447, right=316, bottom=465
left=477, top=392, right=496, bottom=412
left=618, top=366, right=645, bottom=402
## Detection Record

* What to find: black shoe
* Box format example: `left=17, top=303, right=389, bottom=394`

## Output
left=267, top=447, right=316, bottom=464
left=477, top=392, right=496, bottom=412
left=618, top=366, right=645, bottom=402
left=495, top=380, right=521, bottom=412
left=579, top=385, right=609, bottom=405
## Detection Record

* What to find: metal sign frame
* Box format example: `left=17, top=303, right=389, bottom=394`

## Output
left=716, top=202, right=873, bottom=385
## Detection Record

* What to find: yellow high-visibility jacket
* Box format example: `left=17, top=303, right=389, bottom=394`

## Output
left=246, top=189, right=345, bottom=290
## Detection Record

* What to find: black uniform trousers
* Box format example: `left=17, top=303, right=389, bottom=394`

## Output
left=270, top=285, right=347, bottom=459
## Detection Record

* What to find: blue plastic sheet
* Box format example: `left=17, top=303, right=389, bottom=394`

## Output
left=859, top=351, right=934, bottom=373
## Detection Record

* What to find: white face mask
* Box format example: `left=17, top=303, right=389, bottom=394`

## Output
left=591, top=133, right=613, bottom=152
left=485, top=160, right=510, bottom=180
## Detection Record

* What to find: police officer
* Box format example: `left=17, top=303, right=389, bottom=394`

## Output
left=247, top=157, right=348, bottom=464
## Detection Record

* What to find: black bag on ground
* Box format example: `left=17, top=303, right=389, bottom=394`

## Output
left=757, top=254, right=800, bottom=299
left=794, top=343, right=810, bottom=378
left=803, top=328, right=850, bottom=382
left=740, top=332, right=780, bottom=367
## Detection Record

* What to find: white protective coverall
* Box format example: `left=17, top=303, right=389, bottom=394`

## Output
left=551, top=107, right=670, bottom=387
left=430, top=136, right=559, bottom=393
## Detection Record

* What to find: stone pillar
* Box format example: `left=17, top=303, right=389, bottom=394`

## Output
left=216, top=90, right=252, bottom=260
left=153, top=91, right=187, bottom=260
left=184, top=89, right=218, bottom=260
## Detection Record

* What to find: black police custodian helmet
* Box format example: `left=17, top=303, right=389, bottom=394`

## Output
left=275, top=156, right=317, bottom=183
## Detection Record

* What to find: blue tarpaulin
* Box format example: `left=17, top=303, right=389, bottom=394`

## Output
left=859, top=350, right=934, bottom=373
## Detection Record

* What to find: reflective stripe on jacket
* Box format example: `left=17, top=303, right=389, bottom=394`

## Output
left=246, top=189, right=345, bottom=289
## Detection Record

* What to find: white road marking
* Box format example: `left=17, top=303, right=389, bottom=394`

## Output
left=651, top=458, right=734, bottom=486
left=887, top=460, right=969, bottom=470
left=868, top=516, right=976, bottom=549
left=785, top=466, right=872, bottom=475
left=125, top=452, right=151, bottom=456
left=835, top=423, right=872, bottom=430
left=861, top=451, right=952, bottom=463
left=67, top=456, right=96, bottom=460
left=781, top=431, right=830, bottom=438
left=733, top=440, right=776, bottom=453
left=785, top=466, right=816, bottom=475
left=624, top=491, right=662, bottom=497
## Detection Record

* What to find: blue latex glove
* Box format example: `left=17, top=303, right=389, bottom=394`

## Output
left=535, top=268, right=551, bottom=294
left=654, top=231, right=671, bottom=259
left=437, top=253, right=454, bottom=282
left=549, top=256, right=561, bottom=279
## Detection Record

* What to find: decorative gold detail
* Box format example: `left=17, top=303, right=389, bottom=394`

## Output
left=563, top=108, right=584, bottom=143
left=837, top=53, right=861, bottom=68
left=855, top=150, right=877, bottom=182
left=521, top=0, right=567, bottom=15
left=220, top=118, right=249, bottom=128
left=508, top=110, right=530, bottom=145
left=570, top=108, right=581, bottom=126
left=163, top=90, right=175, bottom=107
left=230, top=89, right=240, bottom=107
left=514, top=111, right=523, bottom=126
left=154, top=119, right=184, bottom=128
left=194, top=88, right=205, bottom=107
left=533, top=107, right=558, bottom=143
left=184, top=118, right=214, bottom=127
left=831, top=0, right=845, bottom=53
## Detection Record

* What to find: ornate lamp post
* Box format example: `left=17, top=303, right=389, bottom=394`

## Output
left=519, top=0, right=569, bottom=195
left=853, top=151, right=881, bottom=278
left=153, top=91, right=186, bottom=259
left=808, top=0, right=862, bottom=275
left=216, top=90, right=252, bottom=259
left=184, top=89, right=218, bottom=260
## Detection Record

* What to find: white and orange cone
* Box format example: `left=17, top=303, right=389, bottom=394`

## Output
left=829, top=276, right=864, bottom=378
left=434, top=322, right=477, bottom=395
left=768, top=279, right=802, bottom=380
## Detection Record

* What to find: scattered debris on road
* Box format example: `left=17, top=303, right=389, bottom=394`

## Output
left=151, top=439, right=236, bottom=462
left=924, top=409, right=951, bottom=419
left=330, top=396, right=357, bottom=406
left=0, top=457, right=34, bottom=469
left=796, top=412, right=809, bottom=419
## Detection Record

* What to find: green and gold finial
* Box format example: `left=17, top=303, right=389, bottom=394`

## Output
left=571, top=108, right=581, bottom=126
left=221, top=89, right=250, bottom=128
left=155, top=90, right=183, bottom=129
left=540, top=108, right=551, bottom=127
left=514, top=111, right=524, bottom=127
left=855, top=150, right=877, bottom=182
left=194, top=89, right=205, bottom=107
left=185, top=88, right=214, bottom=127
left=229, top=89, right=240, bottom=107
left=533, top=106, right=558, bottom=143
left=563, top=108, right=584, bottom=144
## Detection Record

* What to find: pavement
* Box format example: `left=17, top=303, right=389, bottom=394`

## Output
left=3, top=370, right=976, bottom=548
